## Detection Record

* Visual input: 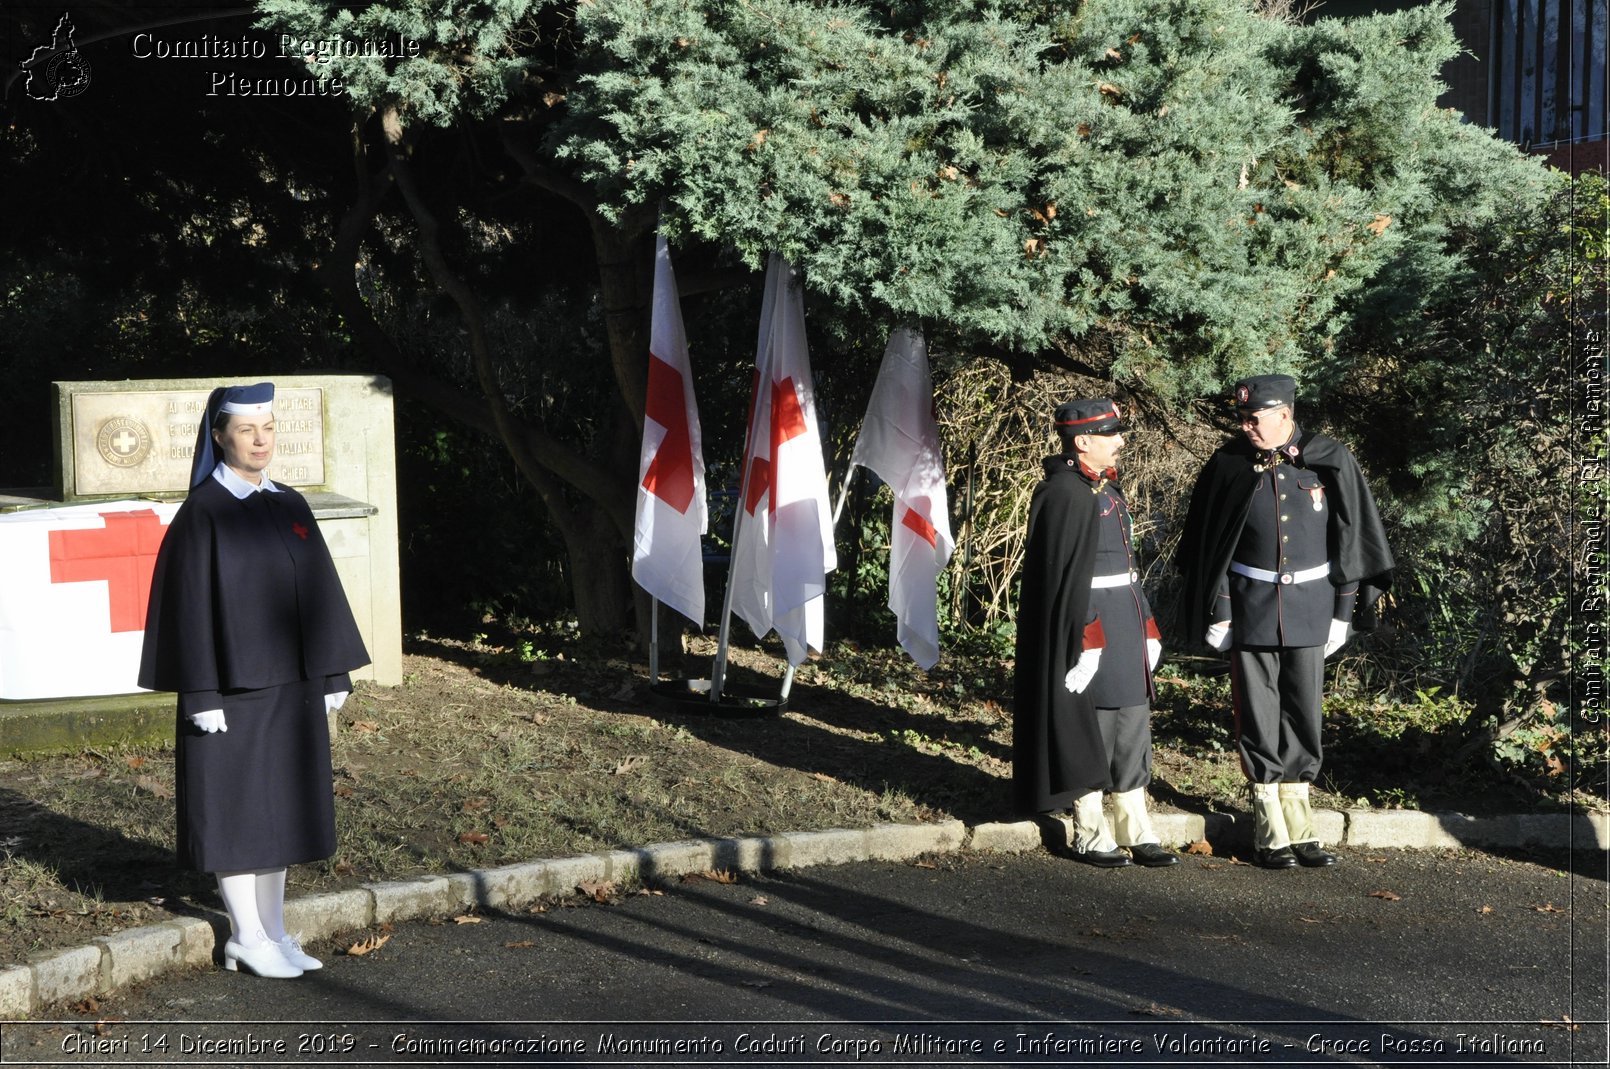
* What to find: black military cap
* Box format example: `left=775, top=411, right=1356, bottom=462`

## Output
left=1233, top=374, right=1296, bottom=411
left=1054, top=397, right=1123, bottom=435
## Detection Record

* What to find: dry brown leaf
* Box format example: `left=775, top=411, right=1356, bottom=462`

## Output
left=1023, top=237, right=1044, bottom=258
left=1127, top=32, right=1142, bottom=43
left=751, top=895, right=769, bottom=906
left=71, top=997, right=99, bottom=1014
left=124, top=755, right=146, bottom=770
left=809, top=771, right=835, bottom=782
left=459, top=831, right=489, bottom=845
left=1104, top=47, right=1122, bottom=60
left=703, top=869, right=739, bottom=884
left=93, top=1017, right=120, bottom=1035
left=1300, top=916, right=1323, bottom=924
left=913, top=860, right=938, bottom=870
left=612, top=756, right=648, bottom=776
left=505, top=940, right=536, bottom=948
left=350, top=720, right=379, bottom=733
left=1185, top=840, right=1213, bottom=856
left=453, top=914, right=482, bottom=925
left=1076, top=122, right=1092, bottom=138
left=1366, top=213, right=1392, bottom=235
left=829, top=191, right=850, bottom=208
left=1476, top=905, right=1494, bottom=914
left=748, top=128, right=770, bottom=152
left=135, top=776, right=172, bottom=800
left=462, top=797, right=491, bottom=812
left=528, top=903, right=550, bottom=914
left=541, top=91, right=565, bottom=108
left=636, top=888, right=665, bottom=897
left=1368, top=889, right=1402, bottom=901
left=332, top=860, right=356, bottom=877
left=333, top=785, right=354, bottom=798
left=1098, top=82, right=1122, bottom=97
left=347, top=932, right=391, bottom=956
left=1532, top=902, right=1565, bottom=913
left=578, top=880, right=616, bottom=903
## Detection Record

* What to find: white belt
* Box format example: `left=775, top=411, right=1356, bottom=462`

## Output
left=1230, top=561, right=1330, bottom=586
left=1091, top=569, right=1139, bottom=589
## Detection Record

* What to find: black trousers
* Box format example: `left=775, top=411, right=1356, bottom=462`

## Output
left=1230, top=646, right=1324, bottom=783
left=1094, top=704, right=1153, bottom=793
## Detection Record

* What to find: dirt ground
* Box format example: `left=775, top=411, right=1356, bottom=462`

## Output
left=0, top=628, right=1589, bottom=969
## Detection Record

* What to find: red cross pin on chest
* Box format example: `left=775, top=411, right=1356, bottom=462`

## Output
left=291, top=521, right=309, bottom=540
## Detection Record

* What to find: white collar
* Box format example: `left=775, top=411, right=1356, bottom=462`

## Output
left=211, top=461, right=282, bottom=499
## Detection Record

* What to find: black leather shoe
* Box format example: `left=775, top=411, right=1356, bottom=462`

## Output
left=1291, top=841, right=1338, bottom=867
left=1127, top=843, right=1180, bottom=868
left=1068, top=848, right=1134, bottom=868
left=1254, top=846, right=1299, bottom=869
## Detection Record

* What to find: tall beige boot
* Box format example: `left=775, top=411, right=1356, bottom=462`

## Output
left=1251, top=783, right=1296, bottom=869
left=1112, top=788, right=1179, bottom=867
left=1067, top=791, right=1130, bottom=867
left=1280, top=782, right=1338, bottom=867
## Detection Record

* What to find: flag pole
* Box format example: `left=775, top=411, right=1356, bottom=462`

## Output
left=831, top=465, right=856, bottom=528
left=710, top=476, right=754, bottom=703
left=648, top=596, right=660, bottom=684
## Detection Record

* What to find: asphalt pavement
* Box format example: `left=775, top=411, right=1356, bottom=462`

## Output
left=4, top=846, right=1604, bottom=1068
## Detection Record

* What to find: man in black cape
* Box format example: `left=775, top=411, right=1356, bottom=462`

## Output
left=1014, top=398, right=1175, bottom=867
left=1179, top=375, right=1392, bottom=869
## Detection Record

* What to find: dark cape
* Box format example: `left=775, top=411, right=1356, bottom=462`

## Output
left=139, top=478, right=370, bottom=699
left=1179, top=429, right=1395, bottom=642
left=1012, top=455, right=1110, bottom=814
left=139, top=477, right=369, bottom=871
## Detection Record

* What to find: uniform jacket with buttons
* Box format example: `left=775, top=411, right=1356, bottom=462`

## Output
left=1178, top=428, right=1394, bottom=648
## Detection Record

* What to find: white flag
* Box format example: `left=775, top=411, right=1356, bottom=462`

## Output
left=847, top=327, right=954, bottom=669
left=728, top=255, right=837, bottom=665
left=631, top=229, right=708, bottom=626
left=0, top=501, right=182, bottom=699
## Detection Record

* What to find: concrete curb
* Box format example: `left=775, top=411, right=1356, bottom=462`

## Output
left=1, top=809, right=1601, bottom=1018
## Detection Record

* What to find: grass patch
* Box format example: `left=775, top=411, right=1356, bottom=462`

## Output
left=0, top=626, right=1596, bottom=966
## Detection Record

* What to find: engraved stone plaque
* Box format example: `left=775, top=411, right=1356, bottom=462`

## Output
left=70, top=388, right=325, bottom=495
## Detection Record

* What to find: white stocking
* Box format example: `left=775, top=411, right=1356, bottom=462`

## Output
left=216, top=871, right=267, bottom=947
left=255, top=868, right=289, bottom=942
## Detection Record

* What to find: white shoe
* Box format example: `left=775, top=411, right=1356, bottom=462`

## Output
left=274, top=934, right=323, bottom=971
left=223, top=936, right=303, bottom=979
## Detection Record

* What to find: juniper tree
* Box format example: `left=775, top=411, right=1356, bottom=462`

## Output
left=252, top=0, right=1548, bottom=634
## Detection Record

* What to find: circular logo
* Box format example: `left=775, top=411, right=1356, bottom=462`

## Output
left=96, top=417, right=153, bottom=468
left=46, top=51, right=92, bottom=99
left=1235, top=385, right=1250, bottom=404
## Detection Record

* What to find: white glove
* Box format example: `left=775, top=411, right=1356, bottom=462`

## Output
left=325, top=690, right=350, bottom=713
left=1204, top=622, right=1232, bottom=652
left=1146, top=638, right=1162, bottom=673
left=1323, top=618, right=1349, bottom=658
left=1063, top=647, right=1102, bottom=694
left=189, top=709, right=227, bottom=733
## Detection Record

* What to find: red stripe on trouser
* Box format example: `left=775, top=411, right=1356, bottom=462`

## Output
left=1229, top=654, right=1252, bottom=780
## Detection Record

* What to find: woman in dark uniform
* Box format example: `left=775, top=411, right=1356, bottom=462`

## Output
left=140, top=382, right=369, bottom=978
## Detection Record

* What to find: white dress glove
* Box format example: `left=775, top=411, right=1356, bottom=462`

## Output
left=325, top=690, right=350, bottom=713
left=1063, top=647, right=1102, bottom=694
left=189, top=709, right=227, bottom=733
left=1323, top=618, right=1350, bottom=657
left=1204, top=622, right=1232, bottom=652
left=1146, top=638, right=1162, bottom=673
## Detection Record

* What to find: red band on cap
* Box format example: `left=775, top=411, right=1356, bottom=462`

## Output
left=1055, top=407, right=1119, bottom=427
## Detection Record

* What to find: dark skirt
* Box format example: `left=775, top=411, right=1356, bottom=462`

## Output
left=174, top=677, right=336, bottom=873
